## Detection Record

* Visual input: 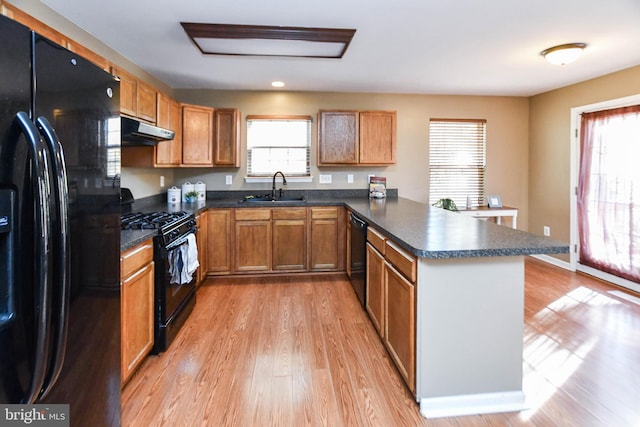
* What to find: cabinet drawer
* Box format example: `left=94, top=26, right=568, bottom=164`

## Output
left=235, top=208, right=271, bottom=221
left=367, top=226, right=386, bottom=255
left=311, top=207, right=338, bottom=219
left=121, top=240, right=153, bottom=279
left=384, top=240, right=416, bottom=283
left=272, top=208, right=307, bottom=220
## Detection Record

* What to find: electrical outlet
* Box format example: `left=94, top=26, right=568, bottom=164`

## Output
left=367, top=174, right=375, bottom=183
left=225, top=175, right=232, bottom=185
left=347, top=174, right=354, bottom=184
left=160, top=176, right=165, bottom=187
left=543, top=226, right=550, bottom=236
left=319, top=174, right=332, bottom=184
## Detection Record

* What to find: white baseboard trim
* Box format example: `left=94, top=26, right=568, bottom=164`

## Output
left=420, top=390, right=527, bottom=419
left=530, top=254, right=572, bottom=271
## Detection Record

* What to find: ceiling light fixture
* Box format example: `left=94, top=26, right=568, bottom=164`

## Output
left=541, top=43, right=587, bottom=66
left=180, top=23, right=356, bottom=59
left=271, top=81, right=285, bottom=88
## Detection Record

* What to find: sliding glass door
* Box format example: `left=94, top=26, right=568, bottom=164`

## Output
left=578, top=105, right=640, bottom=283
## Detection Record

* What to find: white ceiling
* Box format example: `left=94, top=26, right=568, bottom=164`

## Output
left=42, top=0, right=640, bottom=96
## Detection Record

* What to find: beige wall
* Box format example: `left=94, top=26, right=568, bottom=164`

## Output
left=529, top=65, right=640, bottom=259
left=172, top=90, right=530, bottom=228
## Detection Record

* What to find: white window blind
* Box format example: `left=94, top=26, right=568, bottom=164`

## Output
left=247, top=115, right=311, bottom=176
left=429, top=119, right=486, bottom=208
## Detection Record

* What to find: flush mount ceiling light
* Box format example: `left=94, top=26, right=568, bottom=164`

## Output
left=541, top=43, right=587, bottom=65
left=180, top=23, right=356, bottom=58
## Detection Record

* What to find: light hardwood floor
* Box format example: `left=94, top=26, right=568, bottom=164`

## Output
left=122, top=257, right=640, bottom=426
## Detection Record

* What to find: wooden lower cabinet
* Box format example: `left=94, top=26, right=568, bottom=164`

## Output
left=366, top=242, right=385, bottom=335
left=310, top=206, right=345, bottom=271
left=120, top=240, right=154, bottom=385
left=272, top=208, right=307, bottom=271
left=195, top=210, right=208, bottom=285
left=366, top=226, right=416, bottom=393
left=384, top=261, right=416, bottom=393
left=203, top=206, right=345, bottom=276
left=207, top=209, right=232, bottom=275
left=234, top=209, right=272, bottom=272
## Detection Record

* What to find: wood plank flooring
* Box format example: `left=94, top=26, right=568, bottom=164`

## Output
left=122, top=257, right=640, bottom=426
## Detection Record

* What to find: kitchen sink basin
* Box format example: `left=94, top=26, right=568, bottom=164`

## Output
left=239, top=195, right=306, bottom=204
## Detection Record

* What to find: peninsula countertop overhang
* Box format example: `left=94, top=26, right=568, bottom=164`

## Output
left=343, top=197, right=569, bottom=259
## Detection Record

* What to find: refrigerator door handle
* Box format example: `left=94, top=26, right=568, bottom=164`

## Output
left=35, top=116, right=70, bottom=400
left=11, top=111, right=53, bottom=404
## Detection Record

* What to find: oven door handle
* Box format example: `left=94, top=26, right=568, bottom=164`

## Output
left=165, top=228, right=197, bottom=251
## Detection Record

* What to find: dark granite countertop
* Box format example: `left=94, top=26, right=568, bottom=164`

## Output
left=121, top=229, right=157, bottom=252
left=120, top=189, right=569, bottom=258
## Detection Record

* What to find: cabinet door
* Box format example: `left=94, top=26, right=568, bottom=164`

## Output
left=155, top=93, right=182, bottom=166
left=121, top=260, right=154, bottom=384
left=207, top=209, right=232, bottom=274
left=111, top=66, right=137, bottom=117
left=182, top=104, right=213, bottom=166
left=234, top=209, right=272, bottom=272
left=196, top=211, right=208, bottom=285
left=310, top=207, right=345, bottom=271
left=136, top=80, right=157, bottom=123
left=359, top=111, right=396, bottom=164
left=384, top=262, right=416, bottom=393
left=317, top=110, right=359, bottom=165
left=366, top=243, right=385, bottom=335
left=272, top=208, right=307, bottom=271
left=213, top=108, right=240, bottom=167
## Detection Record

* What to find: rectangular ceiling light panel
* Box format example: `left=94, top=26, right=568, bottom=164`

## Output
left=181, top=23, right=356, bottom=58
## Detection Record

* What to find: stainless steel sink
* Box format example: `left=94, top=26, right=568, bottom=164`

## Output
left=239, top=195, right=306, bottom=204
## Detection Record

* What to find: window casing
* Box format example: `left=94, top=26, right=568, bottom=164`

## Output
left=429, top=119, right=486, bottom=208
left=246, top=115, right=311, bottom=176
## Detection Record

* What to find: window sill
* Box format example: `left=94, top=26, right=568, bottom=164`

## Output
left=244, top=176, right=314, bottom=184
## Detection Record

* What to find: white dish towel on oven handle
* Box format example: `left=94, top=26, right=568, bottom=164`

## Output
left=169, top=233, right=199, bottom=285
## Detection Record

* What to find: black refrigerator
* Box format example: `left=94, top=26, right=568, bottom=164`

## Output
left=0, top=14, right=121, bottom=426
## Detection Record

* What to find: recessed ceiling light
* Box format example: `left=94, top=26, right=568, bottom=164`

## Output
left=541, top=43, right=587, bottom=66
left=271, top=81, right=285, bottom=88
left=180, top=23, right=356, bottom=58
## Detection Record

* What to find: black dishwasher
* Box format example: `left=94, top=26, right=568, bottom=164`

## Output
left=349, top=213, right=367, bottom=306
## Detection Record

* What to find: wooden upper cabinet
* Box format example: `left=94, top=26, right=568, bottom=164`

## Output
left=213, top=108, right=240, bottom=167
left=111, top=66, right=137, bottom=117
left=155, top=93, right=182, bottom=166
left=182, top=104, right=213, bottom=166
left=359, top=111, right=396, bottom=164
left=317, top=110, right=396, bottom=166
left=318, top=110, right=359, bottom=165
left=137, top=80, right=157, bottom=123
left=110, top=66, right=157, bottom=124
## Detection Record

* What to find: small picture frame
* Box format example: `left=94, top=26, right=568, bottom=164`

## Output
left=488, top=195, right=502, bottom=208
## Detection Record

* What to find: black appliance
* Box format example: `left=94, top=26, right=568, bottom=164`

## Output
left=0, top=14, right=121, bottom=426
left=121, top=211, right=197, bottom=353
left=349, top=212, right=367, bottom=306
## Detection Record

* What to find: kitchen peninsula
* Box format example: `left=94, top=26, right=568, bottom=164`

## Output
left=121, top=192, right=568, bottom=419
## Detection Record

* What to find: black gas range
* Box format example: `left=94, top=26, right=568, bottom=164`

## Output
left=121, top=210, right=198, bottom=353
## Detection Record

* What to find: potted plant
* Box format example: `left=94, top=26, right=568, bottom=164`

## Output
left=184, top=190, right=199, bottom=203
left=432, top=198, right=458, bottom=211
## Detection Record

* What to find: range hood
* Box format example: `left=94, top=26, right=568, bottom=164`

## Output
left=121, top=116, right=175, bottom=146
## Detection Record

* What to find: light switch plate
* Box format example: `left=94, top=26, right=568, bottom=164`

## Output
left=347, top=174, right=354, bottom=183
left=225, top=175, right=232, bottom=185
left=319, top=174, right=332, bottom=184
